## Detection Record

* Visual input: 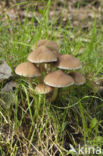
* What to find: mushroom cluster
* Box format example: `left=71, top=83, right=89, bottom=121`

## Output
left=15, top=40, right=86, bottom=101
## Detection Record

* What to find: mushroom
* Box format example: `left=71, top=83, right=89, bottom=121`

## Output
left=69, top=71, right=86, bottom=85
left=44, top=70, right=74, bottom=101
left=37, top=40, right=60, bottom=59
left=37, top=40, right=47, bottom=47
left=56, top=54, right=82, bottom=70
left=28, top=45, right=58, bottom=75
left=35, top=83, right=53, bottom=94
left=15, top=39, right=86, bottom=101
left=37, top=40, right=59, bottom=52
left=15, top=62, right=41, bottom=86
left=28, top=46, right=57, bottom=64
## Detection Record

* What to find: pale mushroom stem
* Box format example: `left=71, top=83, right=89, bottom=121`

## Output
left=45, top=64, right=51, bottom=73
left=51, top=88, right=58, bottom=102
left=29, top=78, right=33, bottom=87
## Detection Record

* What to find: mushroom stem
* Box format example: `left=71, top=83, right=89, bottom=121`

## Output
left=51, top=88, right=58, bottom=102
left=29, top=78, right=33, bottom=87
left=39, top=63, right=46, bottom=73
left=38, top=64, right=45, bottom=83
left=39, top=64, right=43, bottom=72
left=45, top=64, right=51, bottom=73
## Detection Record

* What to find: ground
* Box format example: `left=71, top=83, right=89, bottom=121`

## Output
left=0, top=0, right=103, bottom=156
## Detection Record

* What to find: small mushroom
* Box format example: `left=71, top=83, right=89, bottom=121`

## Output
left=37, top=40, right=60, bottom=59
left=44, top=70, right=74, bottom=101
left=69, top=71, right=86, bottom=85
left=37, top=40, right=59, bottom=52
left=15, top=62, right=41, bottom=86
left=35, top=83, right=53, bottom=94
left=37, top=40, right=47, bottom=47
left=56, top=54, right=82, bottom=70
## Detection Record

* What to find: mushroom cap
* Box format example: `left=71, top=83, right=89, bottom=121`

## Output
left=28, top=46, right=57, bottom=63
left=57, top=54, right=82, bottom=70
left=35, top=83, right=53, bottom=94
left=37, top=40, right=59, bottom=51
left=44, top=70, right=74, bottom=88
left=37, top=40, right=47, bottom=47
left=46, top=40, right=59, bottom=51
left=69, top=71, right=86, bottom=85
left=52, top=50, right=61, bottom=58
left=15, top=62, right=41, bottom=77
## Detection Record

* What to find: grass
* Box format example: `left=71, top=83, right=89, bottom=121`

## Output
left=0, top=0, right=103, bottom=155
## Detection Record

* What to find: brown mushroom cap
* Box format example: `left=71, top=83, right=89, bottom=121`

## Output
left=35, top=83, right=52, bottom=94
left=44, top=70, right=74, bottom=88
left=15, top=62, right=41, bottom=77
left=37, top=40, right=59, bottom=51
left=28, top=46, right=57, bottom=63
left=57, top=54, right=82, bottom=70
left=46, top=40, right=59, bottom=51
left=37, top=40, right=47, bottom=47
left=69, top=71, right=86, bottom=85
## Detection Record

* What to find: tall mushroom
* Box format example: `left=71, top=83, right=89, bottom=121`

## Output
left=28, top=46, right=57, bottom=64
left=28, top=45, right=58, bottom=75
left=44, top=70, right=74, bottom=101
